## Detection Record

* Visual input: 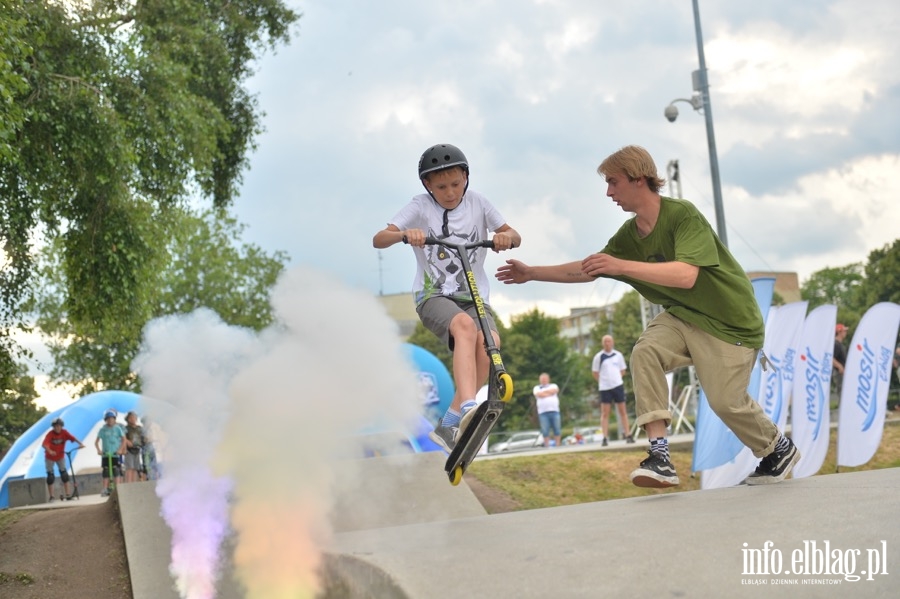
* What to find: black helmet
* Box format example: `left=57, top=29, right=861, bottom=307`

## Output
left=52, top=417, right=64, bottom=427
left=418, top=144, right=469, bottom=180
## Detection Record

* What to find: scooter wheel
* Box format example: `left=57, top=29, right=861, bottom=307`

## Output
left=498, top=373, right=514, bottom=402
left=449, top=466, right=463, bottom=486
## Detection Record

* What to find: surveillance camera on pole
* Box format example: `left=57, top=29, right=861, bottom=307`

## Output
left=664, top=104, right=679, bottom=122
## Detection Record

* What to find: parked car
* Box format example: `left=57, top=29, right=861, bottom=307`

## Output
left=489, top=430, right=545, bottom=453
left=563, top=426, right=605, bottom=445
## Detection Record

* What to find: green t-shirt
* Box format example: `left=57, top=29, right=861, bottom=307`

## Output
left=601, top=197, right=764, bottom=348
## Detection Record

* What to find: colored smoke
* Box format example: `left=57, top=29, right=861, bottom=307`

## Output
left=134, top=266, right=422, bottom=598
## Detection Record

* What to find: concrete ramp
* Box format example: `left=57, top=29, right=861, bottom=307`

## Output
left=328, top=451, right=486, bottom=532
left=116, top=454, right=899, bottom=598
left=117, top=452, right=484, bottom=598
left=327, top=468, right=899, bottom=599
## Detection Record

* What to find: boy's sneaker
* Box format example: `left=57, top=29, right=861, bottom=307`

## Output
left=601, top=438, right=609, bottom=447
left=429, top=425, right=458, bottom=453
left=744, top=438, right=800, bottom=485
left=457, top=401, right=479, bottom=437
left=100, top=489, right=110, bottom=497
left=630, top=451, right=680, bottom=488
left=625, top=435, right=636, bottom=444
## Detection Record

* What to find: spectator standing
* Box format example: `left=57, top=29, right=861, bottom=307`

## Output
left=141, top=414, right=161, bottom=481
left=533, top=373, right=562, bottom=447
left=123, top=411, right=146, bottom=483
left=592, top=335, right=635, bottom=445
left=41, top=418, right=85, bottom=501
left=832, top=324, right=849, bottom=398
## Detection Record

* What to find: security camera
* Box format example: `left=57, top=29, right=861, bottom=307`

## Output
left=664, top=104, right=679, bottom=123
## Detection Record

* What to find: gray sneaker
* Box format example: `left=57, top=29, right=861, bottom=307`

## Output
left=429, top=425, right=458, bottom=453
left=458, top=402, right=480, bottom=437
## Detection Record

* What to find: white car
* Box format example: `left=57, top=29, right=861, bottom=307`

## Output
left=563, top=426, right=605, bottom=445
left=489, top=431, right=545, bottom=453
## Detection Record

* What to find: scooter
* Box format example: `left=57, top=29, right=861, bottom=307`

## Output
left=65, top=449, right=80, bottom=500
left=405, top=236, right=515, bottom=485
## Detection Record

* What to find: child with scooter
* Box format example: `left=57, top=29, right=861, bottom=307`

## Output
left=372, top=143, right=521, bottom=458
left=41, top=418, right=85, bottom=501
left=94, top=410, right=126, bottom=497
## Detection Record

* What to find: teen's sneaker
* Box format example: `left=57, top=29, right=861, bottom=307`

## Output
left=457, top=401, right=479, bottom=437
left=601, top=438, right=609, bottom=447
left=100, top=489, right=110, bottom=497
left=429, top=425, right=458, bottom=453
left=744, top=438, right=800, bottom=485
left=625, top=435, right=636, bottom=444
left=630, top=451, right=680, bottom=488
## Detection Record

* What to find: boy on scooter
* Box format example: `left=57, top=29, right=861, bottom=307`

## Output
left=42, top=418, right=85, bottom=501
left=373, top=143, right=521, bottom=452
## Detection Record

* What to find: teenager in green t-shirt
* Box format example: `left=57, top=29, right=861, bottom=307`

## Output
left=496, top=145, right=799, bottom=488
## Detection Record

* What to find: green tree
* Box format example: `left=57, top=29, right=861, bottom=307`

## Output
left=0, top=363, right=45, bottom=457
left=30, top=208, right=288, bottom=395
left=499, top=309, right=592, bottom=431
left=857, top=239, right=900, bottom=307
left=800, top=263, right=865, bottom=326
left=0, top=1, right=298, bottom=386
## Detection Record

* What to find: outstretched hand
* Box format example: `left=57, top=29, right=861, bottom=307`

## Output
left=496, top=259, right=530, bottom=284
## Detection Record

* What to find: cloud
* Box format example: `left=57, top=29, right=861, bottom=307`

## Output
left=229, top=0, right=900, bottom=326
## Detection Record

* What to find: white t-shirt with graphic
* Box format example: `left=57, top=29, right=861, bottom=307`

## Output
left=389, top=190, right=506, bottom=305
left=592, top=350, right=627, bottom=391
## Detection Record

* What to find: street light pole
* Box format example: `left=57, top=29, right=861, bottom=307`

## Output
left=665, top=1, right=728, bottom=247
left=691, top=0, right=727, bottom=247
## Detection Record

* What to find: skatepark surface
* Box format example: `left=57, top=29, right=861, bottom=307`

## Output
left=103, top=449, right=899, bottom=599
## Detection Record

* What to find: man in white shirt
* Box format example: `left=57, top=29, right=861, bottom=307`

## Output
left=592, top=335, right=635, bottom=445
left=533, top=373, right=562, bottom=447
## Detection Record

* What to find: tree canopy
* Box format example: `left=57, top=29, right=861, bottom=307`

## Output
left=0, top=0, right=299, bottom=389
left=30, top=208, right=288, bottom=395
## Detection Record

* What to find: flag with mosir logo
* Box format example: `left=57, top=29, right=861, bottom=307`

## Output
left=790, top=304, right=837, bottom=478
left=837, top=302, right=900, bottom=467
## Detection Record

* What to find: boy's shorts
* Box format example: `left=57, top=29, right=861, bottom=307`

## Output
left=100, top=456, right=121, bottom=478
left=124, top=451, right=142, bottom=471
left=44, top=458, right=66, bottom=473
left=416, top=296, right=498, bottom=351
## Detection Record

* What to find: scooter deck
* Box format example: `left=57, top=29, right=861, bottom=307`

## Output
left=444, top=399, right=505, bottom=483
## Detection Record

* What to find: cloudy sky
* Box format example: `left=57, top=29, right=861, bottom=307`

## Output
left=228, top=0, right=900, bottom=325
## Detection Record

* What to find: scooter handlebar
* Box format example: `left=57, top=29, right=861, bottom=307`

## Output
left=402, top=236, right=514, bottom=250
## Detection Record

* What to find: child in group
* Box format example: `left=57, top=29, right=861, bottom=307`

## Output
left=41, top=417, right=85, bottom=501
left=373, top=143, right=521, bottom=452
left=94, top=410, right=126, bottom=496
left=123, top=411, right=146, bottom=483
left=140, top=413, right=161, bottom=481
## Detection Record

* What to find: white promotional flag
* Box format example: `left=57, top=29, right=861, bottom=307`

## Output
left=790, top=304, right=837, bottom=478
left=756, top=301, right=808, bottom=431
left=701, top=300, right=809, bottom=489
left=837, top=302, right=900, bottom=467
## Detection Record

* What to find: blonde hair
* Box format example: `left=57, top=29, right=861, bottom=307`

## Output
left=597, top=145, right=666, bottom=193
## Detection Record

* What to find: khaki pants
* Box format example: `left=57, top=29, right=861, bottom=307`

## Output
left=631, top=312, right=779, bottom=458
